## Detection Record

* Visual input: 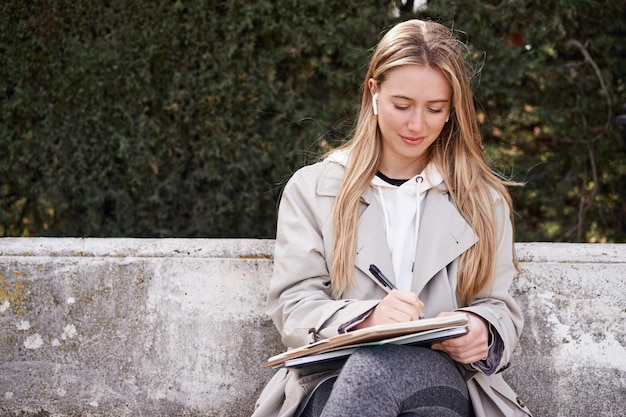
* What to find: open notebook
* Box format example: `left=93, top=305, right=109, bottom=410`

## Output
left=262, top=313, right=469, bottom=370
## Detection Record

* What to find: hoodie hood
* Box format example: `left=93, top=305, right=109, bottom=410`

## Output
left=326, top=148, right=445, bottom=290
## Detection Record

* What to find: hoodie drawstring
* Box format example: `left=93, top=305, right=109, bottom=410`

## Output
left=376, top=174, right=425, bottom=280
left=377, top=186, right=391, bottom=246
left=412, top=175, right=424, bottom=272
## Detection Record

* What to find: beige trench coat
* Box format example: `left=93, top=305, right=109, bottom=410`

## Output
left=252, top=158, right=532, bottom=417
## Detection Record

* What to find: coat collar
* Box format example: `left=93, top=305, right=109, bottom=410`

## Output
left=411, top=189, right=477, bottom=293
left=316, top=159, right=477, bottom=295
left=352, top=186, right=477, bottom=294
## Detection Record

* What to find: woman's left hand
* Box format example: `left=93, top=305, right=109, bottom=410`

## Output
left=431, top=311, right=489, bottom=364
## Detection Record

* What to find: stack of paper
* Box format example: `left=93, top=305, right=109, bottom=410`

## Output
left=261, top=314, right=469, bottom=371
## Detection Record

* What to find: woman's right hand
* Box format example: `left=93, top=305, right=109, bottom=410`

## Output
left=355, top=290, right=424, bottom=329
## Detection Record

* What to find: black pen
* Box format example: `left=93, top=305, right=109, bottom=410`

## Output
left=369, top=264, right=424, bottom=319
left=369, top=264, right=397, bottom=291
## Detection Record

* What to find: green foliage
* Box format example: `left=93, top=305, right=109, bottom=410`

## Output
left=405, top=0, right=626, bottom=242
left=1, top=0, right=624, bottom=241
left=0, top=0, right=390, bottom=237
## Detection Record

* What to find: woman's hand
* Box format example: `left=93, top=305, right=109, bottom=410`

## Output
left=356, top=290, right=424, bottom=329
left=431, top=312, right=489, bottom=364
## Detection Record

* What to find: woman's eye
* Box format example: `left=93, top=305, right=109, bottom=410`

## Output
left=428, top=108, right=443, bottom=114
left=394, top=105, right=410, bottom=111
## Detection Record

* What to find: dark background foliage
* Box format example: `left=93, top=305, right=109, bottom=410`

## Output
left=416, top=0, right=626, bottom=242
left=1, top=0, right=625, bottom=241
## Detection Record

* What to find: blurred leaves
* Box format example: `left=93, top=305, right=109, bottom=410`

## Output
left=406, top=0, right=626, bottom=242
left=0, top=0, right=389, bottom=237
left=1, top=0, right=624, bottom=241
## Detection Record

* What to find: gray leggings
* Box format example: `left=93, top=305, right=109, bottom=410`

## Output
left=300, top=345, right=473, bottom=417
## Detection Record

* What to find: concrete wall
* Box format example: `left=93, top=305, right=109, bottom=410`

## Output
left=0, top=238, right=624, bottom=417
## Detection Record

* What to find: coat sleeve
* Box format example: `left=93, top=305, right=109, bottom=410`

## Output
left=457, top=190, right=524, bottom=374
left=267, top=165, right=379, bottom=349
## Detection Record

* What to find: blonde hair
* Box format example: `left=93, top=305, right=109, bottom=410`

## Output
left=330, top=19, right=518, bottom=305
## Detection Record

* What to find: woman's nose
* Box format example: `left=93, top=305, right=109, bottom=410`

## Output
left=407, top=110, right=423, bottom=132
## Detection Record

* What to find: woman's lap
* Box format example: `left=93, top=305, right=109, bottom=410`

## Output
left=301, top=345, right=472, bottom=417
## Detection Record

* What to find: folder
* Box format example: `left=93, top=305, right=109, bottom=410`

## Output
left=261, top=313, right=469, bottom=370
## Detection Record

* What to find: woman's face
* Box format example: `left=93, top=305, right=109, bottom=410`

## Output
left=369, top=65, right=451, bottom=179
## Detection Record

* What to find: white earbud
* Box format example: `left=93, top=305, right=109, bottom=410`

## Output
left=372, top=93, right=379, bottom=115
left=445, top=113, right=450, bottom=123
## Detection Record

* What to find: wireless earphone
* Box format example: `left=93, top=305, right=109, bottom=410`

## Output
left=372, top=93, right=379, bottom=115
left=446, top=113, right=450, bottom=123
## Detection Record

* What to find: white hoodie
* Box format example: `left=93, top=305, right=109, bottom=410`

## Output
left=327, top=149, right=444, bottom=290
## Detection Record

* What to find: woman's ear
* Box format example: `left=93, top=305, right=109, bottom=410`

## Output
left=368, top=78, right=379, bottom=115
left=367, top=78, right=378, bottom=96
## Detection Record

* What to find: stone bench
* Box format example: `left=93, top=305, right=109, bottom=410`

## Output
left=0, top=238, right=624, bottom=416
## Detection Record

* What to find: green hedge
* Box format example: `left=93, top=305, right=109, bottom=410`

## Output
left=415, top=0, right=626, bottom=242
left=1, top=0, right=625, bottom=241
left=1, top=0, right=391, bottom=237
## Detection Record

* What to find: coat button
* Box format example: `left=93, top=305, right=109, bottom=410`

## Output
left=516, top=396, right=526, bottom=408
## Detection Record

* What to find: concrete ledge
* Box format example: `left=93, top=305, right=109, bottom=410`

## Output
left=0, top=239, right=624, bottom=416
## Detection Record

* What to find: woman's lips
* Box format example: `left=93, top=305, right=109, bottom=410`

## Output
left=401, top=135, right=426, bottom=145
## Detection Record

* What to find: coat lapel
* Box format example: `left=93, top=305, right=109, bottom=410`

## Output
left=412, top=189, right=477, bottom=294
left=354, top=190, right=395, bottom=287
left=316, top=165, right=394, bottom=290
left=316, top=162, right=476, bottom=294
left=351, top=186, right=477, bottom=294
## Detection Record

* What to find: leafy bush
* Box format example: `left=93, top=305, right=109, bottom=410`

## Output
left=1, top=0, right=390, bottom=237
left=408, top=0, right=626, bottom=242
left=1, top=0, right=624, bottom=241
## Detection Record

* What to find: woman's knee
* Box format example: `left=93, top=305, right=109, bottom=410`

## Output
left=341, top=345, right=467, bottom=393
left=339, top=345, right=399, bottom=385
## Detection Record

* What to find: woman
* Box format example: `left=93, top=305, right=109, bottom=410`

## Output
left=252, top=19, right=532, bottom=417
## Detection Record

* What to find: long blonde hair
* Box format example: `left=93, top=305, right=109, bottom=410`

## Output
left=330, top=19, right=518, bottom=305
